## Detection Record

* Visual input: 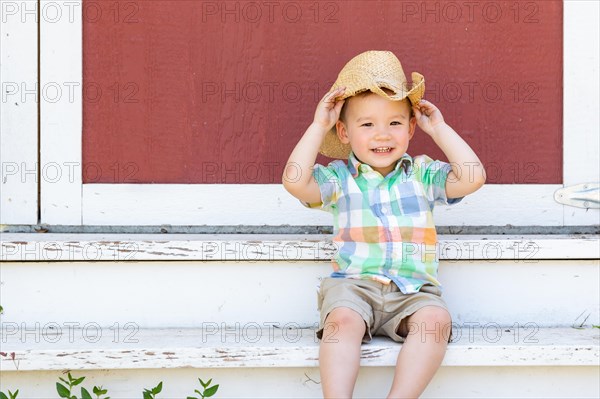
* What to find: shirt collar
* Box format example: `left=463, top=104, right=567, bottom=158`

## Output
left=348, top=150, right=412, bottom=178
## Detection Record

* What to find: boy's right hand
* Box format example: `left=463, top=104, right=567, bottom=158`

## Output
left=313, top=87, right=346, bottom=131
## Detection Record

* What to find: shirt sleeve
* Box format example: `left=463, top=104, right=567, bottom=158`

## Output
left=414, top=155, right=464, bottom=207
left=299, top=162, right=342, bottom=213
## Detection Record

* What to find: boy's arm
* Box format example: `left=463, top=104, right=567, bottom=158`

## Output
left=412, top=99, right=486, bottom=199
left=282, top=88, right=346, bottom=204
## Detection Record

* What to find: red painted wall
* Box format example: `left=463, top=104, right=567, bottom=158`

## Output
left=83, top=0, right=562, bottom=184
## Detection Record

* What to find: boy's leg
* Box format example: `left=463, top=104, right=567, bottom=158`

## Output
left=319, top=306, right=367, bottom=398
left=387, top=305, right=451, bottom=399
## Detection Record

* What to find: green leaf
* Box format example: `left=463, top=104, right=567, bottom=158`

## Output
left=0, top=305, right=4, bottom=313
left=11, top=391, right=19, bottom=399
left=73, top=376, right=86, bottom=386
left=142, top=391, right=152, bottom=399
left=1, top=391, right=9, bottom=399
left=56, top=383, right=71, bottom=398
left=592, top=325, right=600, bottom=329
left=93, top=386, right=108, bottom=396
left=186, top=397, right=198, bottom=399
left=59, top=377, right=69, bottom=385
left=81, top=387, right=92, bottom=399
left=203, top=385, right=219, bottom=398
left=199, top=378, right=208, bottom=388
left=152, top=382, right=162, bottom=395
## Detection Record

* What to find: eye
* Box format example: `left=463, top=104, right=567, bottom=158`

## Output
left=360, top=122, right=373, bottom=127
left=390, top=121, right=402, bottom=126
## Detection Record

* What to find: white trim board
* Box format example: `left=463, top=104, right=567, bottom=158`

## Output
left=32, top=1, right=600, bottom=227
left=39, top=0, right=83, bottom=225
left=81, top=184, right=567, bottom=226
left=563, top=0, right=600, bottom=225
left=0, top=1, right=38, bottom=224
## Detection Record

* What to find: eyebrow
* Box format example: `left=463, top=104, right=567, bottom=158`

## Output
left=355, top=114, right=407, bottom=123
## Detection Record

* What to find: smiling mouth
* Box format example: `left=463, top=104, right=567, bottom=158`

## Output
left=372, top=147, right=394, bottom=153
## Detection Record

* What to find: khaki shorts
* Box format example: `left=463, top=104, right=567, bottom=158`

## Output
left=317, top=277, right=452, bottom=344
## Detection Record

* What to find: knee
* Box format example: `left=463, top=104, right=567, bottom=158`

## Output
left=411, top=306, right=452, bottom=329
left=325, top=307, right=366, bottom=332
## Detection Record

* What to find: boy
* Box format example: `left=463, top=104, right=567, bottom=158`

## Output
left=282, top=51, right=486, bottom=398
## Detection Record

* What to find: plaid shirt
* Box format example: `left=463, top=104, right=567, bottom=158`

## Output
left=302, top=151, right=463, bottom=294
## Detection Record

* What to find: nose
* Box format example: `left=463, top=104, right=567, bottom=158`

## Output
left=374, top=128, right=392, bottom=140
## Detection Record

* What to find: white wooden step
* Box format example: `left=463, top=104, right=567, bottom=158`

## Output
left=1, top=234, right=599, bottom=328
left=1, top=234, right=599, bottom=398
left=1, top=327, right=598, bottom=397
left=1, top=233, right=599, bottom=261
left=0, top=327, right=597, bottom=371
left=1, top=259, right=598, bottom=327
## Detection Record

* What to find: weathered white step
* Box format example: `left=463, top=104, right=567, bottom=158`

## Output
left=1, top=234, right=598, bottom=328
left=1, top=234, right=599, bottom=398
left=0, top=327, right=597, bottom=371
left=1, top=233, right=599, bottom=261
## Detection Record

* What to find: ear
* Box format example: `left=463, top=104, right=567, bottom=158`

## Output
left=336, top=120, right=350, bottom=144
left=408, top=115, right=417, bottom=140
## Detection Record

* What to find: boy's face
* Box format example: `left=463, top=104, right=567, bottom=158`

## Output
left=336, top=92, right=417, bottom=177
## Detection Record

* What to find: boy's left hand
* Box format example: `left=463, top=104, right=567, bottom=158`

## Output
left=412, top=99, right=446, bottom=136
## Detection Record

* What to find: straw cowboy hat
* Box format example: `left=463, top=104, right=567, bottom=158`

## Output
left=319, top=50, right=425, bottom=159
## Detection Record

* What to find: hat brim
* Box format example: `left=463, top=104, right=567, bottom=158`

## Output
left=319, top=72, right=425, bottom=159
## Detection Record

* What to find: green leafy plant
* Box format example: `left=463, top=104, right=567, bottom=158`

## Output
left=56, top=373, right=109, bottom=399
left=86, top=386, right=110, bottom=399
left=57, top=372, right=86, bottom=399
left=142, top=382, right=162, bottom=399
left=1, top=376, right=220, bottom=398
left=187, top=378, right=219, bottom=399
left=0, top=390, right=19, bottom=399
left=0, top=305, right=4, bottom=314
